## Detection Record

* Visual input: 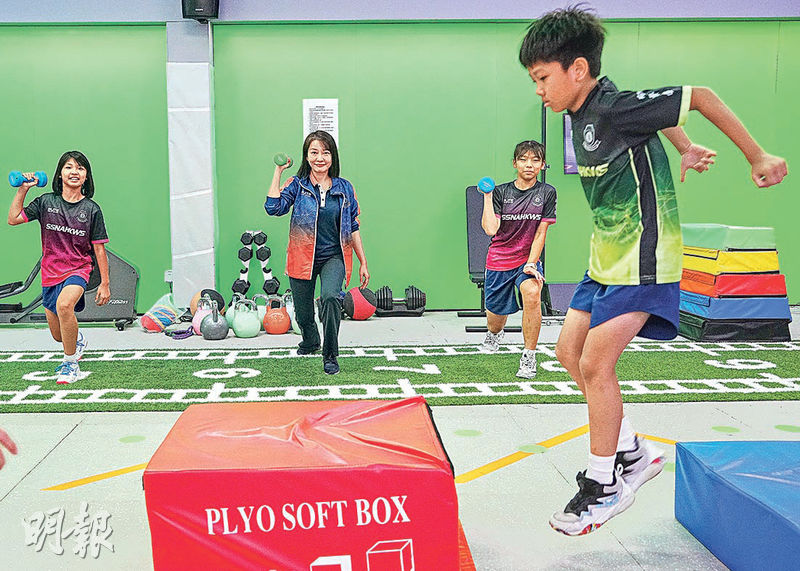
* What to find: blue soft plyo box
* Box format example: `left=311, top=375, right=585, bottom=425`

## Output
left=679, top=291, right=791, bottom=320
left=675, top=441, right=800, bottom=571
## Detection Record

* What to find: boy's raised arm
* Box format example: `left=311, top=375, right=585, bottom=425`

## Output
left=690, top=87, right=788, bottom=187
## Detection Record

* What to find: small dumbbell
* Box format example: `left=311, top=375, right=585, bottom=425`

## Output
left=262, top=268, right=281, bottom=295
left=273, top=153, right=292, bottom=167
left=255, top=246, right=271, bottom=262
left=9, top=171, right=48, bottom=188
left=232, top=269, right=251, bottom=296
left=252, top=231, right=267, bottom=246
left=375, top=286, right=426, bottom=311
left=238, top=246, right=253, bottom=262
left=477, top=176, right=495, bottom=194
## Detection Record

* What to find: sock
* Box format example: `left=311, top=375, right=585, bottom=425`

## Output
left=586, top=453, right=616, bottom=485
left=617, top=417, right=638, bottom=452
left=523, top=348, right=535, bottom=357
left=64, top=353, right=77, bottom=363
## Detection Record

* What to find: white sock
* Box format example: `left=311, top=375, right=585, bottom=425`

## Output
left=522, top=348, right=535, bottom=357
left=64, top=353, right=77, bottom=363
left=617, top=417, right=638, bottom=452
left=586, top=453, right=616, bottom=485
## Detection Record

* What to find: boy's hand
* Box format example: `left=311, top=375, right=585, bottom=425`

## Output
left=679, top=144, right=716, bottom=182
left=523, top=263, right=544, bottom=282
left=751, top=153, right=788, bottom=188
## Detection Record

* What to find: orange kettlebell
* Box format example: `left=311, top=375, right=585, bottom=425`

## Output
left=263, top=296, right=291, bottom=334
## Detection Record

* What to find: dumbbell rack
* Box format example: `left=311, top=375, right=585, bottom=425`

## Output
left=231, top=231, right=281, bottom=302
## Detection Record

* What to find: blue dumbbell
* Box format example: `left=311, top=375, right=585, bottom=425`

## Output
left=477, top=176, right=495, bottom=194
left=9, top=171, right=48, bottom=188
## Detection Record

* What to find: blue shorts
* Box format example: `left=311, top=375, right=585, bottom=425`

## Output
left=42, top=276, right=87, bottom=314
left=484, top=261, right=544, bottom=316
left=569, top=271, right=679, bottom=340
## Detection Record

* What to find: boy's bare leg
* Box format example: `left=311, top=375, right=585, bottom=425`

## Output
left=519, top=279, right=542, bottom=350
left=555, top=308, right=592, bottom=396
left=486, top=310, right=507, bottom=334
left=55, top=286, right=85, bottom=355
left=579, top=311, right=649, bottom=456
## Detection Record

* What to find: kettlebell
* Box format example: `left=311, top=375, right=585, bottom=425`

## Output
left=252, top=293, right=269, bottom=330
left=225, top=293, right=244, bottom=328
left=231, top=299, right=261, bottom=338
left=263, top=296, right=291, bottom=335
left=192, top=295, right=213, bottom=335
left=282, top=290, right=302, bottom=335
left=200, top=301, right=230, bottom=340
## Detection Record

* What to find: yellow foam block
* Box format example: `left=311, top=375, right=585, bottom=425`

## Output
left=682, top=247, right=779, bottom=275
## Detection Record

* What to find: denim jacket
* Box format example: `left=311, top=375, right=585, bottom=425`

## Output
left=265, top=176, right=360, bottom=286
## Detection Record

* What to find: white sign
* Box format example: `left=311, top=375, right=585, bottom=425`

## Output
left=303, top=99, right=339, bottom=144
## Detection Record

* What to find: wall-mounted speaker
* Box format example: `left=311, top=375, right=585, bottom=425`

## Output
left=182, top=0, right=219, bottom=22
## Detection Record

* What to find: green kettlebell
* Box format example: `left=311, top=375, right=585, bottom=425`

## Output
left=225, top=293, right=244, bottom=328
left=252, top=293, right=269, bottom=330
left=282, top=290, right=302, bottom=335
left=201, top=301, right=230, bottom=340
left=231, top=299, right=261, bottom=338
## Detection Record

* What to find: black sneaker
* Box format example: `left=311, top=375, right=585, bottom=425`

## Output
left=549, top=470, right=634, bottom=536
left=616, top=436, right=666, bottom=492
left=297, top=344, right=320, bottom=355
left=323, top=356, right=339, bottom=375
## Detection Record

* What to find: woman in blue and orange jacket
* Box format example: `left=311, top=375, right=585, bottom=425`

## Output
left=266, top=130, right=369, bottom=375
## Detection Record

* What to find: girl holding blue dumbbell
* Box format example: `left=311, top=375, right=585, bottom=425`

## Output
left=7, top=151, right=110, bottom=385
left=479, top=140, right=557, bottom=379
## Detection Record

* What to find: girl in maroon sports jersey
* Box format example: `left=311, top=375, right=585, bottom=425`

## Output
left=7, top=151, right=110, bottom=384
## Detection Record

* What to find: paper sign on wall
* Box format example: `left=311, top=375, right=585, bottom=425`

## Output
left=303, top=99, right=339, bottom=145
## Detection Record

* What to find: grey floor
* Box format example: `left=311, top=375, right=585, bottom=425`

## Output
left=1, top=309, right=799, bottom=570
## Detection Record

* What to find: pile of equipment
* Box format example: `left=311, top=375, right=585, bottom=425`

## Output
left=678, top=223, right=791, bottom=341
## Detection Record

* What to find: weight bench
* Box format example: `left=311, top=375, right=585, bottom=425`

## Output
left=460, top=185, right=561, bottom=333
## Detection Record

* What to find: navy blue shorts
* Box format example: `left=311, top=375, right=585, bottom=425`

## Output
left=569, top=271, right=679, bottom=340
left=42, top=276, right=87, bottom=314
left=485, top=261, right=544, bottom=315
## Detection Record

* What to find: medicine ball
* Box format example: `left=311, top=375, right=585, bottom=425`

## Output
left=343, top=287, right=376, bottom=320
left=190, top=288, right=226, bottom=315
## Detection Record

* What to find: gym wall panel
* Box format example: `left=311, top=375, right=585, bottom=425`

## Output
left=214, top=19, right=798, bottom=308
left=0, top=25, right=169, bottom=313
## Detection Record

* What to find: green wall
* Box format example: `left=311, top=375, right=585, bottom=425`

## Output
left=214, top=20, right=799, bottom=308
left=0, top=25, right=169, bottom=312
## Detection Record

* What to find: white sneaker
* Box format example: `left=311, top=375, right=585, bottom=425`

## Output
left=616, top=436, right=667, bottom=492
left=481, top=330, right=504, bottom=353
left=516, top=349, right=537, bottom=378
left=75, top=331, right=87, bottom=361
left=550, top=470, right=635, bottom=536
left=56, top=360, right=80, bottom=385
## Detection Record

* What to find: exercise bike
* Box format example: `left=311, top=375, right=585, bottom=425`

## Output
left=0, top=248, right=139, bottom=330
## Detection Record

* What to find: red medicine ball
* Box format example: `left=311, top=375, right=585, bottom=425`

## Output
left=343, top=287, right=376, bottom=320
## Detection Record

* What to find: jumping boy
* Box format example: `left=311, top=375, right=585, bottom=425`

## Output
left=519, top=7, right=788, bottom=535
left=480, top=140, right=556, bottom=379
left=7, top=151, right=110, bottom=385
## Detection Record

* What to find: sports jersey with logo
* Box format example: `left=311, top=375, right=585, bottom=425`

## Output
left=568, top=76, right=691, bottom=285
left=22, top=193, right=109, bottom=286
left=485, top=180, right=557, bottom=271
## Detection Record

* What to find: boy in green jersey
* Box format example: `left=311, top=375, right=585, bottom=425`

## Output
left=519, top=6, right=788, bottom=536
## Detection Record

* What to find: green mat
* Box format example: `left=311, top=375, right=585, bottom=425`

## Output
left=681, top=223, right=776, bottom=251
left=1, top=342, right=798, bottom=412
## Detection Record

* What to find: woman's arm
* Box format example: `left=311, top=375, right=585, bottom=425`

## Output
left=351, top=230, right=369, bottom=288
left=523, top=222, right=550, bottom=280
left=7, top=176, right=37, bottom=225
left=265, top=160, right=297, bottom=216
left=92, top=242, right=111, bottom=306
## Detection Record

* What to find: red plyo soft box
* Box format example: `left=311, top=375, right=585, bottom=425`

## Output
left=144, top=398, right=458, bottom=570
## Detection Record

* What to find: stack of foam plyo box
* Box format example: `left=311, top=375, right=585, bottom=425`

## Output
left=678, top=223, right=791, bottom=341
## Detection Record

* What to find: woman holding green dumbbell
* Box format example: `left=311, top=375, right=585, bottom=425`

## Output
left=265, top=130, right=369, bottom=375
left=7, top=151, right=111, bottom=385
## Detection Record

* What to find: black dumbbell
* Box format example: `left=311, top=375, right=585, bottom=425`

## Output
left=238, top=246, right=253, bottom=262
left=375, top=286, right=426, bottom=311
left=255, top=246, right=271, bottom=262
left=253, top=231, right=267, bottom=246
left=262, top=268, right=281, bottom=295
left=240, top=232, right=254, bottom=246
left=232, top=269, right=251, bottom=295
